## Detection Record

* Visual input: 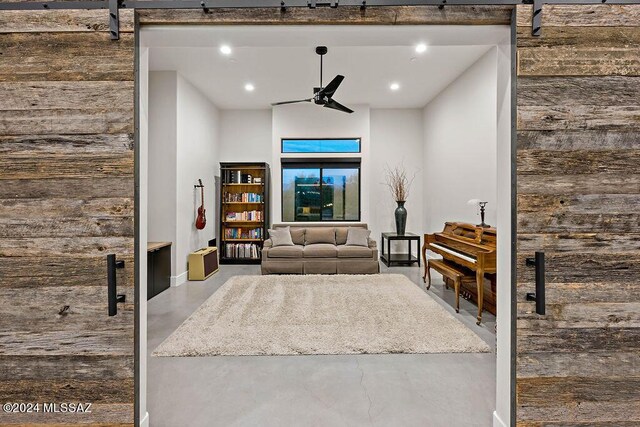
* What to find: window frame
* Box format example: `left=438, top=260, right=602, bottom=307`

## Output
left=281, top=157, right=362, bottom=222
left=281, top=138, right=362, bottom=154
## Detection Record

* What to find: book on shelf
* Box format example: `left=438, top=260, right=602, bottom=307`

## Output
left=224, top=227, right=262, bottom=240
left=225, top=210, right=262, bottom=222
left=224, top=192, right=263, bottom=203
left=224, top=170, right=259, bottom=184
left=224, top=243, right=262, bottom=259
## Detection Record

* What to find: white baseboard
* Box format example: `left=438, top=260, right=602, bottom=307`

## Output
left=140, top=411, right=149, bottom=427
left=493, top=410, right=507, bottom=427
left=171, top=271, right=188, bottom=287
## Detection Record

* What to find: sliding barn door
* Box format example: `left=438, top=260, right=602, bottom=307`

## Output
left=0, top=10, right=136, bottom=425
left=516, top=5, right=640, bottom=425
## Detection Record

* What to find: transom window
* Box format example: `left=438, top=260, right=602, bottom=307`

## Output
left=281, top=138, right=361, bottom=154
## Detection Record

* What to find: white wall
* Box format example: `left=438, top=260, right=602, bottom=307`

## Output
left=219, top=109, right=272, bottom=163
left=148, top=72, right=178, bottom=275
left=422, top=48, right=498, bottom=234
left=148, top=72, right=219, bottom=285
left=370, top=109, right=423, bottom=254
left=176, top=74, right=219, bottom=279
left=271, top=103, right=370, bottom=226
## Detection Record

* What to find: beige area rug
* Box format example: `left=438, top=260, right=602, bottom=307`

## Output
left=153, top=274, right=490, bottom=357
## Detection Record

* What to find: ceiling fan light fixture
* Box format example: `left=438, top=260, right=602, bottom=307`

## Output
left=390, top=82, right=400, bottom=91
left=244, top=83, right=255, bottom=92
left=219, top=45, right=232, bottom=55
left=415, top=43, right=428, bottom=53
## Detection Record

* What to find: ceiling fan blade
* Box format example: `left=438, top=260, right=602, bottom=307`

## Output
left=323, top=98, right=354, bottom=114
left=318, top=75, right=344, bottom=98
left=271, top=98, right=313, bottom=106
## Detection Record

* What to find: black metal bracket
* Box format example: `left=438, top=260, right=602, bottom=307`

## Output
left=200, top=1, right=210, bottom=13
left=525, top=251, right=546, bottom=315
left=107, top=254, right=126, bottom=316
left=109, top=0, right=120, bottom=40
left=281, top=1, right=287, bottom=12
left=308, top=0, right=338, bottom=8
left=438, top=0, right=446, bottom=10
left=531, top=0, right=543, bottom=36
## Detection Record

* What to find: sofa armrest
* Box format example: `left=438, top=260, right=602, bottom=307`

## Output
left=368, top=238, right=377, bottom=249
left=264, top=239, right=273, bottom=248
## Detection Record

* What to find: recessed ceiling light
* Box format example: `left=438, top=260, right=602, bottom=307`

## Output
left=244, top=83, right=255, bottom=92
left=390, top=82, right=400, bottom=91
left=219, top=45, right=232, bottom=55
left=415, top=43, right=428, bottom=53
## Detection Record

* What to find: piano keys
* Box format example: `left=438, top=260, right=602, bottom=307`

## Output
left=422, top=222, right=497, bottom=324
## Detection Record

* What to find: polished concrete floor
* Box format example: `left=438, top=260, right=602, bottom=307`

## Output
left=147, top=264, right=496, bottom=427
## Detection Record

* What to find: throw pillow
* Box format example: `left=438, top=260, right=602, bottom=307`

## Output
left=304, top=227, right=336, bottom=245
left=345, top=227, right=371, bottom=247
left=268, top=227, right=295, bottom=247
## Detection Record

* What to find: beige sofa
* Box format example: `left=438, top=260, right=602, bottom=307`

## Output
left=261, top=223, right=380, bottom=275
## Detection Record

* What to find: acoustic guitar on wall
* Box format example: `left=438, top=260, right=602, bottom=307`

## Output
left=195, top=179, right=206, bottom=230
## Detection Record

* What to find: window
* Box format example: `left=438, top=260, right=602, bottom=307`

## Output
left=281, top=138, right=361, bottom=154
left=282, top=159, right=360, bottom=222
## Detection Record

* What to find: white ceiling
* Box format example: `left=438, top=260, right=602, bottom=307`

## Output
left=143, top=26, right=508, bottom=110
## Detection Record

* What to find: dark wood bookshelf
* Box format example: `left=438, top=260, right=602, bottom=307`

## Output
left=219, top=162, right=270, bottom=265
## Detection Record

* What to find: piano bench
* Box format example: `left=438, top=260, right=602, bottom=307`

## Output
left=426, top=259, right=469, bottom=314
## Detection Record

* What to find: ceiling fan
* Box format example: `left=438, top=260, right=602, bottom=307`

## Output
left=271, top=46, right=354, bottom=114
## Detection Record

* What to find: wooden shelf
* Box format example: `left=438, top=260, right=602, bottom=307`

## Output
left=223, top=183, right=264, bottom=186
left=223, top=220, right=262, bottom=224
left=223, top=238, right=263, bottom=242
left=223, top=201, right=264, bottom=204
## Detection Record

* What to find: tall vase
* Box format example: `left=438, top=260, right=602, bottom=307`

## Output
left=395, top=201, right=407, bottom=236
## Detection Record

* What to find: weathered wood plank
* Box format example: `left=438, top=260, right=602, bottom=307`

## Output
left=517, top=76, right=640, bottom=107
left=518, top=352, right=640, bottom=378
left=517, top=194, right=640, bottom=233
left=518, top=402, right=640, bottom=425
left=516, top=282, right=640, bottom=305
left=0, top=134, right=134, bottom=154
left=0, top=108, right=134, bottom=136
left=0, top=328, right=134, bottom=356
left=0, top=355, right=133, bottom=381
left=0, top=153, right=134, bottom=179
left=516, top=5, right=640, bottom=27
left=0, top=256, right=134, bottom=288
left=138, top=6, right=512, bottom=26
left=0, top=198, right=133, bottom=219
left=0, top=9, right=134, bottom=33
left=0, top=217, right=134, bottom=238
left=518, top=233, right=640, bottom=253
left=0, top=81, right=134, bottom=111
left=0, top=177, right=135, bottom=199
left=517, top=131, right=640, bottom=151
left=517, top=106, right=640, bottom=130
left=0, top=403, right=132, bottom=426
left=517, top=327, right=640, bottom=353
left=0, top=33, right=134, bottom=81
left=0, top=379, right=134, bottom=402
left=517, top=28, right=640, bottom=77
left=516, top=252, right=640, bottom=283
left=518, top=302, right=640, bottom=328
left=518, top=377, right=640, bottom=405
left=0, top=237, right=134, bottom=257
left=518, top=173, right=640, bottom=196
left=517, top=149, right=640, bottom=175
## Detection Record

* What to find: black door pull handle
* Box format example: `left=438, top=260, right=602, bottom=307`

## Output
left=525, top=251, right=545, bottom=315
left=107, top=254, right=126, bottom=316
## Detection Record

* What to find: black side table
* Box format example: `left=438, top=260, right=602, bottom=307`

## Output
left=380, top=232, right=421, bottom=267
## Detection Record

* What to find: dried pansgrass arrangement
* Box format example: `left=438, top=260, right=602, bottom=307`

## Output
left=383, top=163, right=417, bottom=202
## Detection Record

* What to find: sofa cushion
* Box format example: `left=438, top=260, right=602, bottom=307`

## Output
left=337, top=245, right=373, bottom=258
left=304, top=243, right=338, bottom=258
left=335, top=227, right=349, bottom=245
left=268, top=227, right=294, bottom=247
left=267, top=245, right=304, bottom=258
left=289, top=227, right=305, bottom=246
left=304, top=228, right=336, bottom=245
left=346, top=227, right=371, bottom=247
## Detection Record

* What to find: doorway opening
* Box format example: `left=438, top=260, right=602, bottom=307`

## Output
left=138, top=23, right=513, bottom=426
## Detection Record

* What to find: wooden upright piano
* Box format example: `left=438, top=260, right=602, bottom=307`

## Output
left=422, top=222, right=496, bottom=324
